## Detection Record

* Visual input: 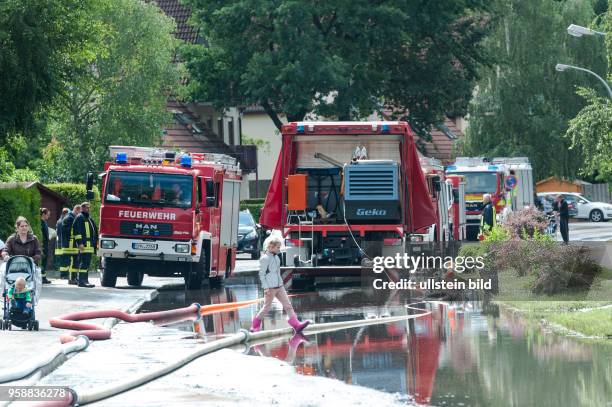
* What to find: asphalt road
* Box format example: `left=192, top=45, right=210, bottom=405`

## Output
left=560, top=220, right=612, bottom=241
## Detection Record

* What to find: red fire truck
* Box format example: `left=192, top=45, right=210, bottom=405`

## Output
left=259, top=121, right=438, bottom=288
left=93, top=146, right=242, bottom=289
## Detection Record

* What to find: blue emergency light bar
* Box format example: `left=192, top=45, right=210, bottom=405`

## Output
left=381, top=124, right=390, bottom=133
left=116, top=152, right=128, bottom=164
left=488, top=165, right=498, bottom=171
left=297, top=124, right=305, bottom=133
left=446, top=165, right=457, bottom=171
left=180, top=155, right=192, bottom=168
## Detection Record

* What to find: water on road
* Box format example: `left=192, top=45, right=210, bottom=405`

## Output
left=139, top=273, right=612, bottom=407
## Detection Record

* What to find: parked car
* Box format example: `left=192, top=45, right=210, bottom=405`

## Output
left=537, top=192, right=612, bottom=222
left=238, top=210, right=261, bottom=259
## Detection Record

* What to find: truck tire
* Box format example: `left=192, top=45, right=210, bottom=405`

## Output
left=101, top=259, right=118, bottom=288
left=209, top=255, right=229, bottom=288
left=185, top=254, right=205, bottom=290
left=127, top=270, right=144, bottom=287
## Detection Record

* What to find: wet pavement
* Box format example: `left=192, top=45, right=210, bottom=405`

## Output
left=137, top=269, right=612, bottom=407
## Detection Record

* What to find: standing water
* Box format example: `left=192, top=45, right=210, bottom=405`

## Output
left=140, top=283, right=612, bottom=407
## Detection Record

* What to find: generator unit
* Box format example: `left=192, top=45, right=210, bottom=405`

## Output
left=343, top=160, right=400, bottom=224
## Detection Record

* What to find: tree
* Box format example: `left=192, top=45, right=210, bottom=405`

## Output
left=0, top=0, right=92, bottom=144
left=565, top=9, right=612, bottom=182
left=463, top=0, right=607, bottom=181
left=183, top=0, right=492, bottom=130
left=36, top=0, right=184, bottom=182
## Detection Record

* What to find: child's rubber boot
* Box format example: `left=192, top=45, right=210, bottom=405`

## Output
left=287, top=315, right=310, bottom=333
left=250, top=316, right=262, bottom=332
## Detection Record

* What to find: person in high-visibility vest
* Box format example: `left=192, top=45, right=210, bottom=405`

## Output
left=478, top=194, right=496, bottom=240
left=72, top=202, right=98, bottom=288
left=62, top=205, right=81, bottom=285
left=55, top=207, right=70, bottom=279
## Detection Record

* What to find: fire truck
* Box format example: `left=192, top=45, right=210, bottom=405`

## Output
left=259, top=121, right=439, bottom=288
left=92, top=146, right=242, bottom=289
left=445, top=157, right=533, bottom=240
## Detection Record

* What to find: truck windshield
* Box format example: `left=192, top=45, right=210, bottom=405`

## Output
left=105, top=171, right=193, bottom=208
left=456, top=172, right=498, bottom=194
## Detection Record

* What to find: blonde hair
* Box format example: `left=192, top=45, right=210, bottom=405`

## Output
left=15, top=216, right=31, bottom=233
left=15, top=276, right=26, bottom=288
left=264, top=236, right=282, bottom=251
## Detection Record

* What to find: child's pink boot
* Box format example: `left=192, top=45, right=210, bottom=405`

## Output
left=250, top=316, right=262, bottom=332
left=287, top=315, right=310, bottom=333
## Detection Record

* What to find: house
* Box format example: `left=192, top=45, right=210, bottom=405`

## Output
left=153, top=0, right=252, bottom=197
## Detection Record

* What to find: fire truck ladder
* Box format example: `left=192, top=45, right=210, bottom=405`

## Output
left=287, top=211, right=315, bottom=266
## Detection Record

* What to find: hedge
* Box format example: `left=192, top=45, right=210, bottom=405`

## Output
left=47, top=184, right=101, bottom=225
left=0, top=187, right=42, bottom=242
left=240, top=202, right=264, bottom=224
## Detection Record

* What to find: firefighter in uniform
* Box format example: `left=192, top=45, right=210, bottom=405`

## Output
left=478, top=193, right=496, bottom=240
left=62, top=205, right=81, bottom=285
left=72, top=202, right=97, bottom=288
left=55, top=208, right=70, bottom=279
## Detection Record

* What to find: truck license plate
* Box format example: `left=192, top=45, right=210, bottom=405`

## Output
left=132, top=243, right=158, bottom=250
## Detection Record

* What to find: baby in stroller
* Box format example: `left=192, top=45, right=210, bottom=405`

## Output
left=1, top=256, right=40, bottom=331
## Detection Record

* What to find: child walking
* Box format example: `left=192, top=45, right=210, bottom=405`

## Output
left=250, top=236, right=310, bottom=333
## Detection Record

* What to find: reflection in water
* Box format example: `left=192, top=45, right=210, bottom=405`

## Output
left=141, top=285, right=612, bottom=407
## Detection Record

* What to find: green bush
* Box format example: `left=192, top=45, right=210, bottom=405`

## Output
left=47, top=184, right=101, bottom=225
left=457, top=244, right=487, bottom=273
left=241, top=198, right=265, bottom=205
left=0, top=186, right=42, bottom=241
left=240, top=202, right=264, bottom=224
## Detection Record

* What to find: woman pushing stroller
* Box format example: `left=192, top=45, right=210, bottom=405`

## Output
left=250, top=236, right=310, bottom=333
left=1, top=216, right=42, bottom=264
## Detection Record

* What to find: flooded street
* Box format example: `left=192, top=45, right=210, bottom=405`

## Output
left=138, top=265, right=612, bottom=407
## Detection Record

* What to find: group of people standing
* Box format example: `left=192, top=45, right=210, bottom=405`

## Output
left=0, top=202, right=98, bottom=288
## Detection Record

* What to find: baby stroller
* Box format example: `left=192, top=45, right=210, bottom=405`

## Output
left=1, top=256, right=41, bottom=331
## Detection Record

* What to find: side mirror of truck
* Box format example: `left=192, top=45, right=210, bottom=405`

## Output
left=205, top=179, right=216, bottom=207
left=206, top=197, right=216, bottom=207
left=433, top=176, right=441, bottom=192
left=86, top=172, right=94, bottom=200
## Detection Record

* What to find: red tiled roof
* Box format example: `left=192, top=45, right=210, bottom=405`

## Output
left=416, top=117, right=464, bottom=165
left=154, top=0, right=200, bottom=44
left=162, top=100, right=235, bottom=156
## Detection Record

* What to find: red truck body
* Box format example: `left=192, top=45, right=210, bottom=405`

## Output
left=97, top=146, right=242, bottom=289
left=260, top=121, right=438, bottom=287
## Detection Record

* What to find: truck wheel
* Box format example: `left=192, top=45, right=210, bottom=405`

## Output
left=127, top=270, right=144, bottom=287
left=101, top=259, right=118, bottom=288
left=185, top=255, right=205, bottom=290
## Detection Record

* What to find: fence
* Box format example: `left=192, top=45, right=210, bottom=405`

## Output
left=582, top=183, right=612, bottom=203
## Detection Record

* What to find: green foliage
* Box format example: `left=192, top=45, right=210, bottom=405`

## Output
left=566, top=87, right=612, bottom=182
left=47, top=184, right=101, bottom=225
left=0, top=187, right=42, bottom=241
left=240, top=201, right=264, bottom=223
left=0, top=148, right=38, bottom=182
left=0, top=0, right=93, bottom=142
left=183, top=0, right=492, bottom=129
left=463, top=0, right=607, bottom=181
left=36, top=0, right=184, bottom=183
left=457, top=244, right=487, bottom=272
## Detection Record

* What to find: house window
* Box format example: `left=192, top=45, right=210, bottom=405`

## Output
left=217, top=117, right=224, bottom=140
left=228, top=117, right=235, bottom=146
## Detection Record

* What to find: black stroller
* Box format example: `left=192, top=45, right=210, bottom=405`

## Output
left=1, top=256, right=41, bottom=331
